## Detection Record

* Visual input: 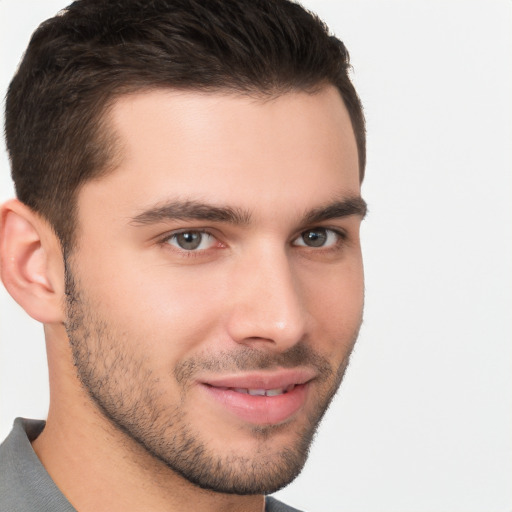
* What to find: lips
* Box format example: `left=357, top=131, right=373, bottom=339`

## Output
left=198, top=369, right=315, bottom=425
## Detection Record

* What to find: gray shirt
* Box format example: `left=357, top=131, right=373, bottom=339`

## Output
left=0, top=418, right=303, bottom=512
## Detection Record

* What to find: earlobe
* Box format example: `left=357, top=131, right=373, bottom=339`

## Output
left=0, top=199, right=65, bottom=324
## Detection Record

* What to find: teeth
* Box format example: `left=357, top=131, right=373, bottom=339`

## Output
left=229, top=386, right=296, bottom=396
left=248, top=389, right=266, bottom=396
left=265, top=388, right=284, bottom=396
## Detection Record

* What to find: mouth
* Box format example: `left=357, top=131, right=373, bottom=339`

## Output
left=206, top=383, right=297, bottom=397
left=198, top=369, right=315, bottom=425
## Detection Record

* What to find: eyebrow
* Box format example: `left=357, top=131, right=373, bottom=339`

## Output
left=130, top=196, right=367, bottom=227
left=302, top=196, right=367, bottom=225
left=131, top=200, right=251, bottom=225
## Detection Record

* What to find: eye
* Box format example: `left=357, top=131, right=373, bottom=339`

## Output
left=293, top=228, right=342, bottom=248
left=165, top=230, right=217, bottom=251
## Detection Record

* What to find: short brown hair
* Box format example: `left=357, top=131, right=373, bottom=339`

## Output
left=5, top=0, right=366, bottom=249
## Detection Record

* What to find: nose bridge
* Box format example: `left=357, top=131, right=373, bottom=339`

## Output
left=226, top=243, right=307, bottom=349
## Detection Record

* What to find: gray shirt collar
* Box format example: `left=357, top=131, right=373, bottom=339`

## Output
left=0, top=418, right=76, bottom=511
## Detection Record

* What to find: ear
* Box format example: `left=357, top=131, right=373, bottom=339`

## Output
left=0, top=199, right=66, bottom=324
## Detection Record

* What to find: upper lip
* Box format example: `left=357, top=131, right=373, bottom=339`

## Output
left=199, top=368, right=317, bottom=390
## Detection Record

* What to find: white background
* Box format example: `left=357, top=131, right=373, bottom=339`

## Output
left=1, top=1, right=511, bottom=511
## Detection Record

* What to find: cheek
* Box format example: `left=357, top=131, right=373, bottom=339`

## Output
left=74, top=249, right=229, bottom=358
left=305, top=262, right=364, bottom=356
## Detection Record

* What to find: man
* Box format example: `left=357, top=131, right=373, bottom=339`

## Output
left=0, top=0, right=366, bottom=510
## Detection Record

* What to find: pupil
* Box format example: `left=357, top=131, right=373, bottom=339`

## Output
left=177, top=232, right=201, bottom=250
left=303, top=229, right=327, bottom=247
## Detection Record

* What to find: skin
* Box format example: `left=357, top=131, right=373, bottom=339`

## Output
left=0, top=85, right=365, bottom=512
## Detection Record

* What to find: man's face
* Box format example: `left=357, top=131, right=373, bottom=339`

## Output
left=65, top=87, right=365, bottom=494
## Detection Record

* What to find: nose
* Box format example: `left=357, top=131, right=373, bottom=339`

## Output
left=225, top=247, right=308, bottom=351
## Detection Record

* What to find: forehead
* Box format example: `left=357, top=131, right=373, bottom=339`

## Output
left=80, top=87, right=360, bottom=222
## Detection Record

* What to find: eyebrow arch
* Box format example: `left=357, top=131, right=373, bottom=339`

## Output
left=130, top=200, right=252, bottom=226
left=302, top=196, right=367, bottom=225
left=130, top=196, right=367, bottom=227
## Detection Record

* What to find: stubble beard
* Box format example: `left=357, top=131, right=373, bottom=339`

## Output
left=63, top=262, right=359, bottom=495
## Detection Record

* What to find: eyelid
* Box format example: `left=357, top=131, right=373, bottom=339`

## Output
left=291, top=226, right=347, bottom=246
left=159, top=227, right=217, bottom=241
left=155, top=225, right=348, bottom=255
left=158, top=228, right=224, bottom=253
left=293, top=231, right=346, bottom=255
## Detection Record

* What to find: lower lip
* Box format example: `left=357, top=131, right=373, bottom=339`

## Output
left=201, top=383, right=309, bottom=425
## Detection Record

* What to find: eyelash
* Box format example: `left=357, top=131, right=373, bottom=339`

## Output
left=159, top=229, right=222, bottom=257
left=158, top=226, right=348, bottom=256
left=293, top=227, right=347, bottom=250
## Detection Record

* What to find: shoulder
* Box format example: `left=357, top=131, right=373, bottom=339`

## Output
left=0, top=418, right=76, bottom=512
left=265, top=495, right=305, bottom=512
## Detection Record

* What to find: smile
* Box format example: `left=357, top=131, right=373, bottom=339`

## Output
left=209, top=384, right=296, bottom=397
left=198, top=370, right=314, bottom=425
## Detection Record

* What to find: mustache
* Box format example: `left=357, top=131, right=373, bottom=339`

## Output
left=174, top=340, right=334, bottom=385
